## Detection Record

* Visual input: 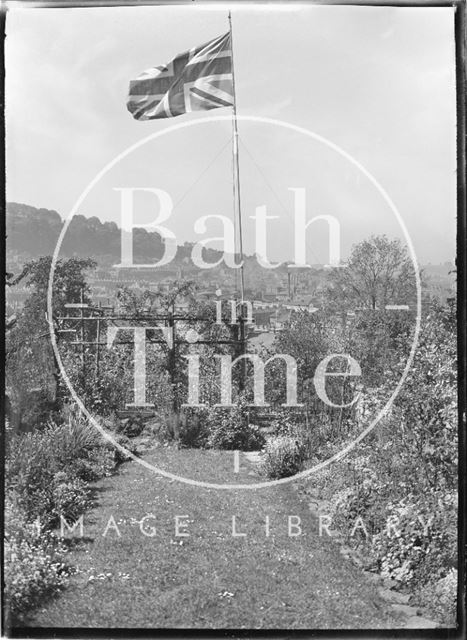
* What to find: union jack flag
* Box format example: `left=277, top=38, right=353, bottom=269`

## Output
left=127, top=32, right=234, bottom=120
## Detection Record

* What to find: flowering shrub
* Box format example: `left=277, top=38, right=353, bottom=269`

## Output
left=416, top=569, right=457, bottom=624
left=319, top=457, right=457, bottom=625
left=68, top=449, right=115, bottom=482
left=6, top=415, right=116, bottom=527
left=4, top=412, right=128, bottom=621
left=261, top=436, right=306, bottom=479
left=4, top=495, right=70, bottom=625
left=304, top=304, right=458, bottom=625
left=371, top=492, right=457, bottom=586
left=51, top=474, right=91, bottom=526
left=206, top=398, right=265, bottom=451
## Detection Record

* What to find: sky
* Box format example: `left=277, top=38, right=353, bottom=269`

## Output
left=5, top=4, right=457, bottom=265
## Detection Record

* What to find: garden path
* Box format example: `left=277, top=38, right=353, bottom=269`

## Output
left=25, top=446, right=412, bottom=629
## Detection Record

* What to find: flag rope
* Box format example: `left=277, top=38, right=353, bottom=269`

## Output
left=170, top=136, right=233, bottom=214
left=238, top=136, right=323, bottom=268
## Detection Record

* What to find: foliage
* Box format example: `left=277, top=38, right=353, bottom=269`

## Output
left=327, top=235, right=416, bottom=311
left=18, top=389, right=61, bottom=431
left=271, top=309, right=379, bottom=423
left=273, top=310, right=330, bottom=409
left=344, top=310, right=414, bottom=387
left=306, top=302, right=458, bottom=625
left=415, top=569, right=457, bottom=624
left=178, top=409, right=211, bottom=448
left=116, top=415, right=145, bottom=438
left=5, top=256, right=97, bottom=430
left=372, top=491, right=457, bottom=585
left=4, top=494, right=70, bottom=625
left=22, top=255, right=96, bottom=313
left=261, top=435, right=307, bottom=479
left=60, top=346, right=132, bottom=416
left=61, top=281, right=218, bottom=415
left=268, top=410, right=331, bottom=449
left=206, top=397, right=265, bottom=451
left=108, top=433, right=139, bottom=464
left=4, top=228, right=457, bottom=626
left=115, top=280, right=196, bottom=317
left=3, top=409, right=135, bottom=622
left=5, top=412, right=114, bottom=528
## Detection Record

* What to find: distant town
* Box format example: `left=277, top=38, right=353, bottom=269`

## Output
left=6, top=202, right=456, bottom=334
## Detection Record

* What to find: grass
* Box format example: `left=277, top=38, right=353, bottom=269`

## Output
left=20, top=445, right=404, bottom=629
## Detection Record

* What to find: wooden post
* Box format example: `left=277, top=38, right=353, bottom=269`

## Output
left=238, top=302, right=247, bottom=394
left=96, top=302, right=101, bottom=382
left=168, top=301, right=177, bottom=411
left=80, top=287, right=86, bottom=381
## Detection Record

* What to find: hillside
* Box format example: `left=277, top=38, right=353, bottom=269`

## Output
left=7, top=202, right=169, bottom=266
left=5, top=202, right=300, bottom=297
left=6, top=202, right=455, bottom=303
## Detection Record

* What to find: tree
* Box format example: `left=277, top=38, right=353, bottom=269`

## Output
left=5, top=257, right=96, bottom=431
left=261, top=308, right=364, bottom=433
left=327, top=235, right=417, bottom=311
left=115, top=279, right=196, bottom=317
left=21, top=256, right=96, bottom=316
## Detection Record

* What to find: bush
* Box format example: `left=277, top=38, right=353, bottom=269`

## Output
left=262, top=436, right=306, bottom=479
left=6, top=428, right=58, bottom=523
left=206, top=400, right=265, bottom=451
left=68, top=450, right=115, bottom=483
left=5, top=413, right=139, bottom=624
left=372, top=491, right=457, bottom=586
left=4, top=495, right=70, bottom=625
left=326, top=455, right=388, bottom=542
left=5, top=414, right=115, bottom=527
left=4, top=403, right=139, bottom=624
left=178, top=410, right=210, bottom=448
left=416, top=569, right=457, bottom=626
left=268, top=411, right=340, bottom=464
left=51, top=474, right=91, bottom=526
left=4, top=410, right=135, bottom=623
left=52, top=416, right=103, bottom=464
left=302, top=305, right=458, bottom=625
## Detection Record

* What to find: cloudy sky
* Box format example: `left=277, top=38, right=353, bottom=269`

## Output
left=6, top=4, right=457, bottom=265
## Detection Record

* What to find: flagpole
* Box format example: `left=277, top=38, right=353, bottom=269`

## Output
left=228, top=11, right=247, bottom=392
left=228, top=10, right=245, bottom=304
